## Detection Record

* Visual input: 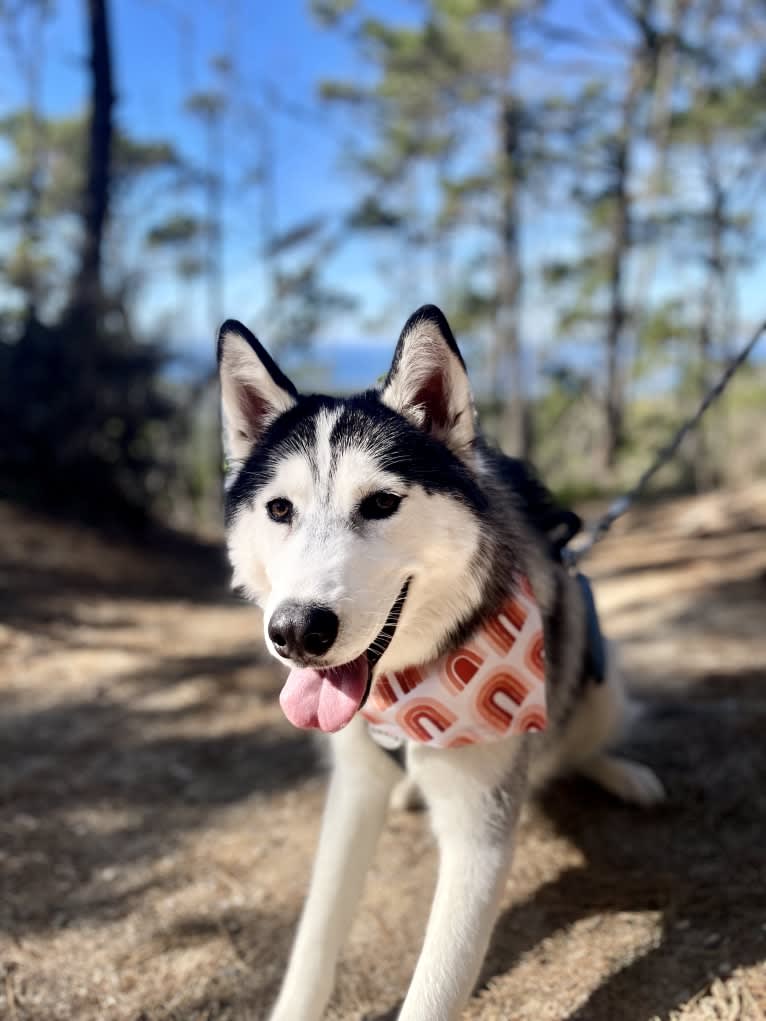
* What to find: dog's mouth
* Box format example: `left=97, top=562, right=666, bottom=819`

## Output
left=278, top=578, right=411, bottom=734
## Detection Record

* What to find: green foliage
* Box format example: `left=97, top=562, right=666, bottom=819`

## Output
left=146, top=214, right=203, bottom=247
left=1, top=0, right=765, bottom=528
left=185, top=90, right=226, bottom=120
left=347, top=196, right=403, bottom=231
left=631, top=300, right=694, bottom=382
left=318, top=81, right=366, bottom=103
left=0, top=306, right=181, bottom=521
left=447, top=285, right=496, bottom=334
left=113, top=135, right=178, bottom=180
left=266, top=217, right=327, bottom=257
left=270, top=251, right=356, bottom=352
left=315, top=0, right=549, bottom=388
left=0, top=110, right=179, bottom=322
left=311, top=0, right=358, bottom=26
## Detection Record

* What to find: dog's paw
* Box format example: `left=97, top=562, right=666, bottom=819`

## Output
left=390, top=777, right=426, bottom=812
left=580, top=754, right=666, bottom=807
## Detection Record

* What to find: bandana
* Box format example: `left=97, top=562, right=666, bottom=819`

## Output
left=361, top=575, right=547, bottom=751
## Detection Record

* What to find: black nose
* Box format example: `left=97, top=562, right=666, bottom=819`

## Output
left=267, top=602, right=339, bottom=660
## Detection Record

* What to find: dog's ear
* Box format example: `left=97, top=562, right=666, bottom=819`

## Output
left=217, top=319, right=298, bottom=463
left=381, top=304, right=475, bottom=453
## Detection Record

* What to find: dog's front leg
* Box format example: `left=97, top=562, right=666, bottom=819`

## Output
left=398, top=739, right=529, bottom=1021
left=269, top=719, right=399, bottom=1021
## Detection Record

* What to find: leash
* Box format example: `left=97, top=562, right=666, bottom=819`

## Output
left=562, top=317, right=766, bottom=569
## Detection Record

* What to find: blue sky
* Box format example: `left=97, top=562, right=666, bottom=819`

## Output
left=0, top=0, right=763, bottom=390
left=1, top=0, right=384, bottom=340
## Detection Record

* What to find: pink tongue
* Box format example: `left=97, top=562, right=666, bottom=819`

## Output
left=279, top=655, right=369, bottom=733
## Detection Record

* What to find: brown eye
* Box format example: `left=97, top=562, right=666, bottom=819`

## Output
left=267, top=498, right=293, bottom=524
left=359, top=491, right=402, bottom=520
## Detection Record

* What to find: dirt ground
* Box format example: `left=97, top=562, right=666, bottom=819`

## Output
left=1, top=484, right=765, bottom=1021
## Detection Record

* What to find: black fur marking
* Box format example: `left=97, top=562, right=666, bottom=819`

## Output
left=545, top=568, right=590, bottom=729
left=226, top=390, right=489, bottom=526
left=431, top=444, right=581, bottom=659
left=362, top=576, right=412, bottom=705
left=544, top=570, right=567, bottom=690
left=328, top=396, right=487, bottom=511
left=577, top=572, right=606, bottom=685
left=493, top=454, right=582, bottom=557
left=224, top=395, right=325, bottom=525
left=380, top=743, right=406, bottom=769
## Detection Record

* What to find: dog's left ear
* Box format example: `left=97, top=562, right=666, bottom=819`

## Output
left=381, top=304, right=475, bottom=453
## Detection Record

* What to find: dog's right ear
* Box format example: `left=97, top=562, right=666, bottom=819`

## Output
left=381, top=304, right=476, bottom=454
left=217, top=320, right=298, bottom=463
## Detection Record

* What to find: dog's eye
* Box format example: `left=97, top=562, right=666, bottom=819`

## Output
left=359, top=491, right=402, bottom=520
left=267, top=498, right=293, bottom=524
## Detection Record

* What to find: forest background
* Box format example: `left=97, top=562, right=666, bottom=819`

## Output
left=1, top=0, right=765, bottom=532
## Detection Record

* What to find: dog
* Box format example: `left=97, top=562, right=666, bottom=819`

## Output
left=217, top=304, right=664, bottom=1021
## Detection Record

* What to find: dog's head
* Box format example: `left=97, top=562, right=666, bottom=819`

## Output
left=218, top=305, right=493, bottom=732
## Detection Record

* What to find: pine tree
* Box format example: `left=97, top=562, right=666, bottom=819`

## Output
left=314, top=0, right=559, bottom=458
left=542, top=0, right=693, bottom=474
left=665, top=0, right=766, bottom=488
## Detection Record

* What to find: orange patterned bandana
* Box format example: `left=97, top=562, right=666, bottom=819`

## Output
left=362, top=576, right=547, bottom=751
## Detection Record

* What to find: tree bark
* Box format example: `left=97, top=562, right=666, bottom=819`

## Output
left=3, top=2, right=52, bottom=329
left=71, top=0, right=115, bottom=316
left=604, top=134, right=628, bottom=472
left=602, top=0, right=667, bottom=473
left=628, top=0, right=691, bottom=353
left=495, top=15, right=531, bottom=459
left=603, top=63, right=643, bottom=472
left=694, top=147, right=725, bottom=491
left=691, top=0, right=725, bottom=491
left=205, top=109, right=224, bottom=334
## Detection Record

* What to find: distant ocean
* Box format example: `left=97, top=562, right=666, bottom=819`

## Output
left=288, top=342, right=392, bottom=392
left=167, top=334, right=765, bottom=397
left=168, top=341, right=395, bottom=393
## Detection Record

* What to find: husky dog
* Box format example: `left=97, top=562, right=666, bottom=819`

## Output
left=217, top=305, right=664, bottom=1021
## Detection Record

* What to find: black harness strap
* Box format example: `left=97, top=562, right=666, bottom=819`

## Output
left=576, top=571, right=606, bottom=685
left=379, top=743, right=406, bottom=769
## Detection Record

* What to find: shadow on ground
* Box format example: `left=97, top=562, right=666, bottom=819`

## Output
left=478, top=670, right=766, bottom=1019
left=0, top=659, right=316, bottom=938
left=2, top=494, right=765, bottom=1020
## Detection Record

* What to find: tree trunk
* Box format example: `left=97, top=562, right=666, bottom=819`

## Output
left=19, top=122, right=46, bottom=329
left=3, top=2, right=52, bottom=329
left=604, top=137, right=628, bottom=471
left=694, top=149, right=725, bottom=491
left=603, top=62, right=644, bottom=472
left=628, top=0, right=691, bottom=353
left=691, top=0, right=725, bottom=492
left=70, top=0, right=115, bottom=316
left=205, top=110, right=224, bottom=333
left=495, top=15, right=531, bottom=460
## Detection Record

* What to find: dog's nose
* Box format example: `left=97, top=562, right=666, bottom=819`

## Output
left=268, top=602, right=339, bottom=660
